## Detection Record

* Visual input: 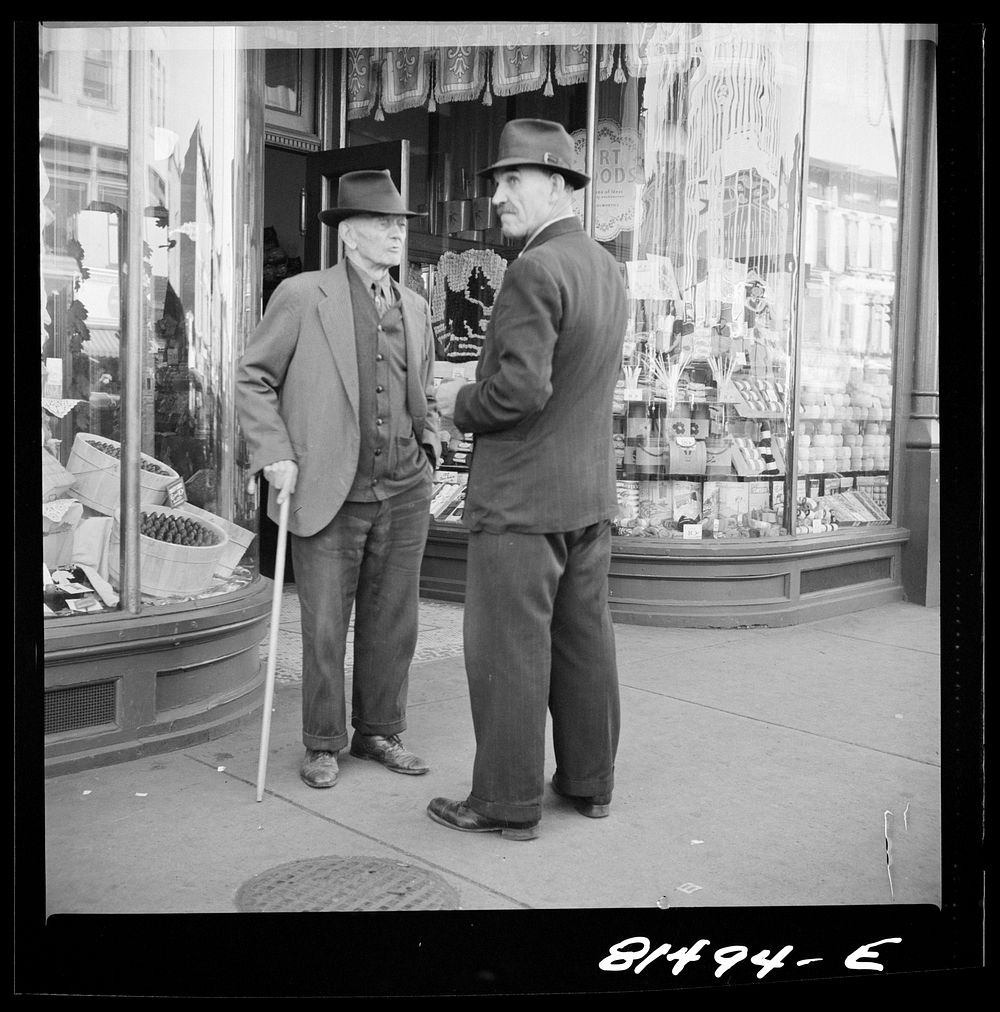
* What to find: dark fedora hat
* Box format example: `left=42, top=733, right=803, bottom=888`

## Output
left=318, top=169, right=426, bottom=226
left=477, top=118, right=590, bottom=189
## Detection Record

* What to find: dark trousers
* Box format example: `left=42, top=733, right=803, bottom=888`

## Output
left=290, top=491, right=431, bottom=752
left=463, top=520, right=620, bottom=823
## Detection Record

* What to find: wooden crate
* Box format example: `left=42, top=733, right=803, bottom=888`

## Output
left=108, top=506, right=230, bottom=598
left=67, top=433, right=179, bottom=515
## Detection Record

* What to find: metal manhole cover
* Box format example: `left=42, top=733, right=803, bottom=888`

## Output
left=235, top=856, right=460, bottom=912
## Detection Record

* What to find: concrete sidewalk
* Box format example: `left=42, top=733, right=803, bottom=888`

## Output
left=42, top=591, right=941, bottom=916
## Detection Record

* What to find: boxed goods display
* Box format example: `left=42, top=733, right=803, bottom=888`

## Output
left=855, top=474, right=889, bottom=511
left=613, top=480, right=641, bottom=535
left=702, top=481, right=772, bottom=537
left=430, top=478, right=466, bottom=519
left=633, top=480, right=673, bottom=537
left=67, top=433, right=180, bottom=515
left=615, top=479, right=641, bottom=520
left=672, top=480, right=702, bottom=535
left=730, top=377, right=786, bottom=418
left=435, top=487, right=467, bottom=523
left=794, top=496, right=839, bottom=534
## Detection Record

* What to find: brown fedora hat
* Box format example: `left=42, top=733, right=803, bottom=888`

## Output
left=318, top=169, right=426, bottom=226
left=477, top=118, right=590, bottom=189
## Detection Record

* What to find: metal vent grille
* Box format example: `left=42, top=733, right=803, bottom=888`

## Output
left=800, top=557, right=892, bottom=594
left=44, top=681, right=117, bottom=735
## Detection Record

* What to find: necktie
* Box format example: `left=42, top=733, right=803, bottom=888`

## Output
left=371, top=283, right=385, bottom=316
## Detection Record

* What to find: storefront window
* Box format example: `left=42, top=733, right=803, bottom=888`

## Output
left=41, top=24, right=261, bottom=619
left=600, top=24, right=808, bottom=541
left=341, top=23, right=819, bottom=540
left=796, top=24, right=905, bottom=529
left=333, top=22, right=910, bottom=542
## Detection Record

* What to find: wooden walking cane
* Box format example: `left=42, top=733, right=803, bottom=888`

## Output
left=256, top=494, right=290, bottom=802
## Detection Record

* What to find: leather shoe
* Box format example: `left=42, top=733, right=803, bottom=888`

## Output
left=300, top=749, right=339, bottom=788
left=350, top=732, right=429, bottom=775
left=551, top=778, right=611, bottom=818
left=426, top=797, right=539, bottom=841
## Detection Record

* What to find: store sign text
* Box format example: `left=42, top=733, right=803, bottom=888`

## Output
left=572, top=120, right=644, bottom=243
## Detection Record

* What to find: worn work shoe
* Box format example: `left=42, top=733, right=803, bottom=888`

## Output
left=349, top=732, right=430, bottom=775
left=300, top=749, right=339, bottom=788
left=551, top=778, right=611, bottom=818
left=426, top=797, right=539, bottom=841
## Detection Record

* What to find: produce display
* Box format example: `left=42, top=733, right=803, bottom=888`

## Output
left=86, top=438, right=172, bottom=476
left=139, top=510, right=221, bottom=546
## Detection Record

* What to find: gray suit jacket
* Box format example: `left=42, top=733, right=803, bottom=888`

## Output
left=454, top=217, right=627, bottom=533
left=236, top=261, right=443, bottom=538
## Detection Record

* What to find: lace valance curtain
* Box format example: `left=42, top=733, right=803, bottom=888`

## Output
left=346, top=41, right=649, bottom=121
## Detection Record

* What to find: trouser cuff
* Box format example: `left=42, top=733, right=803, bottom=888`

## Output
left=303, top=732, right=349, bottom=752
left=350, top=718, right=406, bottom=737
left=466, top=793, right=541, bottom=824
left=552, top=770, right=615, bottom=797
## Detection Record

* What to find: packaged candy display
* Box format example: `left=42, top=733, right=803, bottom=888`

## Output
left=418, top=160, right=896, bottom=545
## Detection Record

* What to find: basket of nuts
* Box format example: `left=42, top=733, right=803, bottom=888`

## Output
left=67, top=433, right=179, bottom=515
left=109, top=506, right=230, bottom=598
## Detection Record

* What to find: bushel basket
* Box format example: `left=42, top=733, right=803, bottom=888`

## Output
left=67, top=433, right=179, bottom=515
left=109, top=505, right=230, bottom=598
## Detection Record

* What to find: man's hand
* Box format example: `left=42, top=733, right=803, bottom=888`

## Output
left=436, top=378, right=467, bottom=419
left=262, top=459, right=298, bottom=504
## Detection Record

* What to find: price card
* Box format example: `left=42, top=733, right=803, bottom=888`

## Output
left=166, top=478, right=187, bottom=507
left=682, top=522, right=703, bottom=540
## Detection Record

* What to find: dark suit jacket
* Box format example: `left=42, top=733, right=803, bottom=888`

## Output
left=454, top=217, right=627, bottom=533
left=236, top=260, right=443, bottom=538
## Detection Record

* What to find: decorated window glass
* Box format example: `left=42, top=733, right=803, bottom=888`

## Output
left=598, top=24, right=809, bottom=541
left=340, top=22, right=900, bottom=538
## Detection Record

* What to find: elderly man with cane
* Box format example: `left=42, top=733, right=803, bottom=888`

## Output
left=238, top=170, right=444, bottom=792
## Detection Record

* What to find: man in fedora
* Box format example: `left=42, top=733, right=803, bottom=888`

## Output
left=236, top=169, right=443, bottom=789
left=428, top=119, right=628, bottom=840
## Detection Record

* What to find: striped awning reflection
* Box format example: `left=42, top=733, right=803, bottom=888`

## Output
left=81, top=327, right=120, bottom=358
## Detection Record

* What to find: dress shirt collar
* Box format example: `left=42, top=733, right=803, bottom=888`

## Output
left=346, top=256, right=397, bottom=307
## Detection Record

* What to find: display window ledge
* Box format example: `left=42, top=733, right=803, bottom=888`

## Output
left=421, top=525, right=910, bottom=628
left=609, top=524, right=909, bottom=559
left=43, top=578, right=274, bottom=660
left=427, top=522, right=908, bottom=557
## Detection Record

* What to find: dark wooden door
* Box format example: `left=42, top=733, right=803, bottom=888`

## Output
left=303, top=139, right=411, bottom=275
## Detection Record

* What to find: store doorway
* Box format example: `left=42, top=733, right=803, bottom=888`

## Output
left=257, top=139, right=411, bottom=581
